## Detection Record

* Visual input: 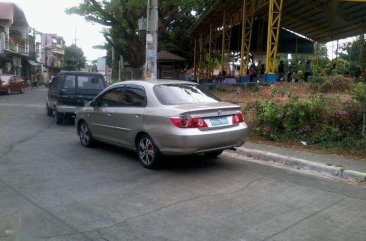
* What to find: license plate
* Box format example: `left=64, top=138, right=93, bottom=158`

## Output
left=210, top=116, right=229, bottom=126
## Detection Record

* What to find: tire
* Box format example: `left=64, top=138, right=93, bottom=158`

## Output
left=20, top=86, right=25, bottom=94
left=55, top=110, right=63, bottom=125
left=137, top=134, right=160, bottom=169
left=46, top=104, right=53, bottom=116
left=78, top=121, right=94, bottom=147
left=7, top=87, right=11, bottom=95
left=204, top=150, right=224, bottom=158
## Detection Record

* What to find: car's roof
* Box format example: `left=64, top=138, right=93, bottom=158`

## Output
left=110, top=80, right=198, bottom=88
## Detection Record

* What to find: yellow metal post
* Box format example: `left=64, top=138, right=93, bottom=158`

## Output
left=265, top=0, right=284, bottom=73
left=240, top=0, right=255, bottom=76
left=193, top=38, right=197, bottom=81
left=199, top=34, right=204, bottom=81
left=221, top=11, right=226, bottom=72
left=209, top=24, right=213, bottom=77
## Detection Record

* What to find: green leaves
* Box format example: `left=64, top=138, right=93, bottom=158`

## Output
left=64, top=44, right=86, bottom=71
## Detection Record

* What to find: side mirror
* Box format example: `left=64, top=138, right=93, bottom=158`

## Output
left=89, top=100, right=98, bottom=107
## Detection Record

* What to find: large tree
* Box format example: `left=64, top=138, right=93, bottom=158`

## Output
left=63, top=44, right=86, bottom=71
left=66, top=0, right=213, bottom=69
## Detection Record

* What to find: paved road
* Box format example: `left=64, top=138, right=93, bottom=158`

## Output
left=0, top=88, right=366, bottom=241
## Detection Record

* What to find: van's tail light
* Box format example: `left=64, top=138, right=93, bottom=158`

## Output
left=232, top=113, right=244, bottom=124
left=57, top=98, right=64, bottom=105
left=170, top=117, right=208, bottom=128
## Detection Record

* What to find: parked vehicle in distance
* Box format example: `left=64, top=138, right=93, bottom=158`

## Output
left=0, top=75, right=25, bottom=94
left=46, top=71, right=107, bottom=124
left=76, top=80, right=248, bottom=169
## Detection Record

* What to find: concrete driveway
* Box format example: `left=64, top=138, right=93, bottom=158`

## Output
left=0, top=88, right=365, bottom=241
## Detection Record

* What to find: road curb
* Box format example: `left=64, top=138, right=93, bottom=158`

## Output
left=235, top=147, right=366, bottom=183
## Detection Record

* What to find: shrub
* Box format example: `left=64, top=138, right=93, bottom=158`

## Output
left=308, top=75, right=355, bottom=93
left=250, top=101, right=282, bottom=140
left=352, top=82, right=366, bottom=103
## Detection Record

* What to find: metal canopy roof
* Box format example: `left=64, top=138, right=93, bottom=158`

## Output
left=192, top=0, right=366, bottom=43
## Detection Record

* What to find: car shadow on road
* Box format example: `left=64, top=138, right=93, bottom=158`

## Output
left=90, top=141, right=225, bottom=172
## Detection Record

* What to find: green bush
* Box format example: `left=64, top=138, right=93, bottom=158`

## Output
left=352, top=82, right=366, bottom=103
left=249, top=96, right=363, bottom=146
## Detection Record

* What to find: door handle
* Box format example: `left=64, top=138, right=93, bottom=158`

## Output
left=135, top=114, right=141, bottom=118
left=107, top=113, right=112, bottom=116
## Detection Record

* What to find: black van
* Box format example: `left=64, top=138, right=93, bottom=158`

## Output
left=46, top=72, right=107, bottom=124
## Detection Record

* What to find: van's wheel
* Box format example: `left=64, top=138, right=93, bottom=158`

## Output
left=46, top=104, right=53, bottom=116
left=204, top=150, right=223, bottom=158
left=55, top=110, right=63, bottom=125
left=78, top=121, right=94, bottom=147
left=137, top=134, right=160, bottom=169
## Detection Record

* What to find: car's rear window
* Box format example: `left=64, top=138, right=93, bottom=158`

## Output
left=77, top=75, right=106, bottom=90
left=153, top=84, right=220, bottom=105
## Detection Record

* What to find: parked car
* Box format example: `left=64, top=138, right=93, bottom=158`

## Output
left=0, top=75, right=25, bottom=94
left=46, top=71, right=107, bottom=124
left=75, top=80, right=248, bottom=169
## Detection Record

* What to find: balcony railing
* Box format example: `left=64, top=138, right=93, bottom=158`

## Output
left=0, top=40, right=29, bottom=55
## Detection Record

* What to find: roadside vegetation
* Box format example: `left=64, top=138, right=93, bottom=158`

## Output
left=215, top=78, right=366, bottom=159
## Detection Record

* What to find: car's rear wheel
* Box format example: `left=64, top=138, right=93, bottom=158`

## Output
left=137, top=134, right=160, bottom=169
left=46, top=104, right=53, bottom=116
left=55, top=110, right=63, bottom=125
left=204, top=150, right=223, bottom=158
left=78, top=121, right=94, bottom=147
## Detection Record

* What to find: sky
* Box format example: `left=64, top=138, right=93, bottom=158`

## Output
left=8, top=0, right=106, bottom=61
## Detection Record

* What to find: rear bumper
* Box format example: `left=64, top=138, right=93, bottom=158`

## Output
left=56, top=105, right=77, bottom=115
left=153, top=123, right=248, bottom=155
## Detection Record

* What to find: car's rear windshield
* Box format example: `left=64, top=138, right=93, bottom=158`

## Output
left=153, top=84, right=220, bottom=105
left=62, top=75, right=106, bottom=90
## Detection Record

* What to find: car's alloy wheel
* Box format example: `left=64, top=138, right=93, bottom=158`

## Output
left=78, top=121, right=94, bottom=147
left=138, top=134, right=159, bottom=169
left=55, top=110, right=63, bottom=125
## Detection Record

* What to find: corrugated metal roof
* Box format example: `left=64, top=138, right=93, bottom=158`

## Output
left=192, top=0, right=366, bottom=42
left=157, top=51, right=186, bottom=61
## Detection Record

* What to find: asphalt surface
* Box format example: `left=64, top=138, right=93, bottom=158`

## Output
left=0, top=88, right=366, bottom=241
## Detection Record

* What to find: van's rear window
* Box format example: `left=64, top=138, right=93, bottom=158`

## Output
left=77, top=76, right=106, bottom=90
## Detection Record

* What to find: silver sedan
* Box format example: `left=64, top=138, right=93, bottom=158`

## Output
left=76, top=80, right=248, bottom=169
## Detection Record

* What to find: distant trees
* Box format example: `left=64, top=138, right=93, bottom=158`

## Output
left=63, top=44, right=86, bottom=71
left=66, top=0, right=213, bottom=70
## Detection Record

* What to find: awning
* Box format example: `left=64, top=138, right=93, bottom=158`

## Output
left=27, top=59, right=41, bottom=66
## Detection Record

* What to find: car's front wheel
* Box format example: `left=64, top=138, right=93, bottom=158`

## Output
left=137, top=134, right=160, bottom=169
left=78, top=121, right=94, bottom=147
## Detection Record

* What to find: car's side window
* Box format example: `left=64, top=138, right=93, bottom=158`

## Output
left=122, top=86, right=147, bottom=107
left=99, top=88, right=123, bottom=107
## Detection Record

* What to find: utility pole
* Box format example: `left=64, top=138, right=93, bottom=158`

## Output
left=144, top=0, right=158, bottom=80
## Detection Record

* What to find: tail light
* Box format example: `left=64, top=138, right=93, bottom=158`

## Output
left=232, top=113, right=244, bottom=124
left=57, top=98, right=64, bottom=105
left=170, top=117, right=208, bottom=128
